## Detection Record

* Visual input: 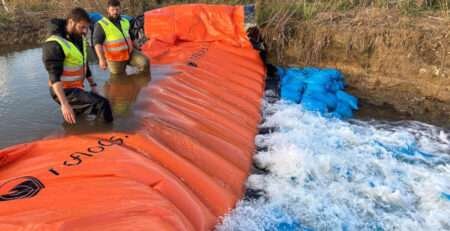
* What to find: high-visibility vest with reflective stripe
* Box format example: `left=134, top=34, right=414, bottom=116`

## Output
left=98, top=17, right=132, bottom=62
left=45, top=35, right=87, bottom=89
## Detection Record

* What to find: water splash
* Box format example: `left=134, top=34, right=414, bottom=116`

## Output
left=217, top=98, right=450, bottom=231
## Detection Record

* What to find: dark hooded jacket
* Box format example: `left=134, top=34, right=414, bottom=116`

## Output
left=42, top=18, right=92, bottom=85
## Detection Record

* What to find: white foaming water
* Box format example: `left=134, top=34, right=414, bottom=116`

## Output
left=217, top=95, right=450, bottom=231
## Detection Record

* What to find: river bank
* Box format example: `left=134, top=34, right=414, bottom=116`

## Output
left=270, top=8, right=450, bottom=125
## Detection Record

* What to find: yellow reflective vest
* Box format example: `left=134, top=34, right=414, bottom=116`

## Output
left=98, top=17, right=132, bottom=62
left=45, top=35, right=87, bottom=89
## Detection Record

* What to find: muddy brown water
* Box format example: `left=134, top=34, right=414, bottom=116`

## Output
left=0, top=47, right=175, bottom=149
left=0, top=47, right=447, bottom=149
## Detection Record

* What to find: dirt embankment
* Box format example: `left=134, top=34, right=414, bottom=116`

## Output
left=269, top=9, right=450, bottom=124
left=0, top=0, right=149, bottom=50
left=0, top=12, right=50, bottom=50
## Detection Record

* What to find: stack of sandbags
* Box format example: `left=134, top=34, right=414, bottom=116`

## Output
left=279, top=67, right=358, bottom=119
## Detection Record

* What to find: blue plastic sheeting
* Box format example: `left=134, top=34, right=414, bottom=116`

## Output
left=121, top=15, right=134, bottom=21
left=218, top=202, right=313, bottom=231
left=270, top=207, right=312, bottom=231
left=371, top=139, right=450, bottom=168
left=278, top=67, right=358, bottom=119
left=441, top=192, right=450, bottom=201
left=88, top=12, right=134, bottom=24
left=88, top=12, right=103, bottom=23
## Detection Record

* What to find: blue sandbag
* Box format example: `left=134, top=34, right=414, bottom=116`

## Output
left=277, top=66, right=358, bottom=119
left=280, top=74, right=292, bottom=86
left=302, top=67, right=321, bottom=76
left=322, top=92, right=338, bottom=110
left=286, top=68, right=303, bottom=76
left=321, top=69, right=345, bottom=92
left=328, top=112, right=343, bottom=119
left=335, top=101, right=353, bottom=119
left=280, top=70, right=306, bottom=103
left=284, top=71, right=306, bottom=84
left=336, top=90, right=358, bottom=110
left=304, top=72, right=332, bottom=86
left=302, top=97, right=328, bottom=114
left=305, top=82, right=332, bottom=92
left=281, top=87, right=304, bottom=103
left=329, top=79, right=345, bottom=92
left=304, top=91, right=337, bottom=110
left=280, top=69, right=304, bottom=86
left=321, top=68, right=343, bottom=80
left=280, top=83, right=305, bottom=103
left=304, top=68, right=342, bottom=84
left=286, top=73, right=307, bottom=84
left=277, top=67, right=286, bottom=78
left=335, top=80, right=346, bottom=92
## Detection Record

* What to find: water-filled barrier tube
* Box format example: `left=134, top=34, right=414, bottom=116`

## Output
left=0, top=4, right=265, bottom=230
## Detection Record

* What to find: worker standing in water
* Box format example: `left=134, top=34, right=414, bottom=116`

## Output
left=43, top=7, right=113, bottom=124
left=93, top=0, right=150, bottom=75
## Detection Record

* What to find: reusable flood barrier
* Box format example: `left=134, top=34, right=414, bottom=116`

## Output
left=0, top=4, right=265, bottom=230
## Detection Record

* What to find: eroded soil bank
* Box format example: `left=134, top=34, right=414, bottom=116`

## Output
left=268, top=9, right=449, bottom=124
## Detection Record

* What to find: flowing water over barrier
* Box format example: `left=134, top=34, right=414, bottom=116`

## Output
left=218, top=92, right=450, bottom=231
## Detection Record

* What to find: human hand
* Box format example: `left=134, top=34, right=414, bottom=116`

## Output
left=61, top=103, right=76, bottom=124
left=99, top=59, right=108, bottom=70
left=91, top=85, right=98, bottom=94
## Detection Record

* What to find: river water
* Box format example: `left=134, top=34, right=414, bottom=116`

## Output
left=0, top=47, right=172, bottom=148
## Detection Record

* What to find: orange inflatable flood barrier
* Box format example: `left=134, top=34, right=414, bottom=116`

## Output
left=0, top=4, right=265, bottom=231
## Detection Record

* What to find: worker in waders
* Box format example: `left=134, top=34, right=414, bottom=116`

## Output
left=93, top=0, right=150, bottom=75
left=43, top=7, right=113, bottom=124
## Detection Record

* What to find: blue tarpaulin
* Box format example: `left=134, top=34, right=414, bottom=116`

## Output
left=88, top=12, right=103, bottom=23
left=88, top=12, right=134, bottom=23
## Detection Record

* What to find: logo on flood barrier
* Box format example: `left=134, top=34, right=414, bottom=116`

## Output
left=186, top=46, right=209, bottom=68
left=0, top=176, right=45, bottom=202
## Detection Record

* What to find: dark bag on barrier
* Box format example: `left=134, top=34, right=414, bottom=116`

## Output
left=130, top=15, right=147, bottom=50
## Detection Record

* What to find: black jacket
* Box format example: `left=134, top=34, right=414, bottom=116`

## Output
left=42, top=18, right=92, bottom=84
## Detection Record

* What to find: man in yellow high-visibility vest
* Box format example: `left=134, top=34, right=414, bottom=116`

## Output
left=93, top=0, right=150, bottom=75
left=43, top=8, right=113, bottom=124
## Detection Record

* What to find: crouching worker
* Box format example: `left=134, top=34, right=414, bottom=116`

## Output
left=93, top=0, right=149, bottom=75
left=43, top=7, right=113, bottom=124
